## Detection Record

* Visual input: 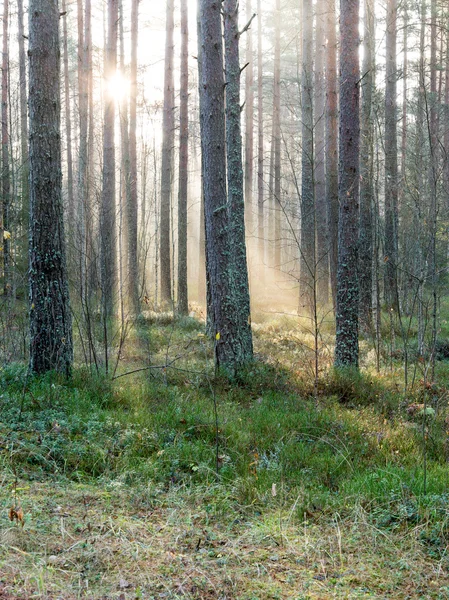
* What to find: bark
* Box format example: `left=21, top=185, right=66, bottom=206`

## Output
left=401, top=3, right=408, bottom=187
left=273, top=0, right=281, bottom=269
left=416, top=0, right=426, bottom=357
left=223, top=0, right=253, bottom=364
left=119, top=0, right=130, bottom=316
left=177, top=0, right=189, bottom=316
left=198, top=188, right=207, bottom=305
left=62, top=0, right=74, bottom=244
left=445, top=12, right=449, bottom=206
left=335, top=0, right=360, bottom=368
left=160, top=0, right=175, bottom=304
left=314, top=0, right=328, bottom=304
left=257, top=0, right=264, bottom=276
left=198, top=0, right=252, bottom=370
left=399, top=1, right=408, bottom=308
left=196, top=9, right=207, bottom=307
left=244, top=0, right=254, bottom=232
left=128, top=0, right=139, bottom=313
left=325, top=0, right=338, bottom=309
left=29, top=0, right=73, bottom=375
left=100, top=0, right=119, bottom=323
left=78, top=0, right=89, bottom=294
left=429, top=0, right=438, bottom=379
left=1, top=0, right=10, bottom=294
left=384, top=0, right=399, bottom=310
left=359, top=0, right=374, bottom=328
left=300, top=0, right=315, bottom=311
left=17, top=0, right=29, bottom=234
left=85, top=0, right=96, bottom=294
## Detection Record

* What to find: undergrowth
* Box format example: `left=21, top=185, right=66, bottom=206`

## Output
left=1, top=316, right=449, bottom=598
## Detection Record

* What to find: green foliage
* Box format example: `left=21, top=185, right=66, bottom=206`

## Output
left=1, top=359, right=448, bottom=530
left=3, top=315, right=449, bottom=597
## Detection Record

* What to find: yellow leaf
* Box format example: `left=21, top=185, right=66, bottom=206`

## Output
left=215, top=332, right=221, bottom=341
left=3, top=230, right=11, bottom=240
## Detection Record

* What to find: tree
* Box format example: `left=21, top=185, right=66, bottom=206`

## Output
left=223, top=0, right=253, bottom=364
left=29, top=0, right=73, bottom=375
left=359, top=0, right=374, bottom=328
left=325, top=0, right=338, bottom=308
left=100, top=0, right=119, bottom=352
left=272, top=0, right=281, bottom=269
left=257, top=0, right=264, bottom=276
left=384, top=0, right=398, bottom=310
left=335, top=0, right=360, bottom=368
left=177, top=0, right=189, bottom=316
left=244, top=0, right=254, bottom=232
left=314, top=0, right=328, bottom=305
left=1, top=0, right=10, bottom=294
left=77, top=0, right=87, bottom=270
left=17, top=0, right=29, bottom=222
left=160, top=0, right=175, bottom=304
left=300, top=0, right=315, bottom=312
left=198, top=0, right=253, bottom=371
left=128, top=0, right=140, bottom=313
left=62, top=0, right=74, bottom=246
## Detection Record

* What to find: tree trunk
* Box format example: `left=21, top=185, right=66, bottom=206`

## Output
left=62, top=0, right=74, bottom=248
left=399, top=1, right=408, bottom=308
left=1, top=0, right=10, bottom=294
left=416, top=0, right=426, bottom=357
left=300, top=0, right=315, bottom=312
left=78, top=0, right=89, bottom=296
left=444, top=11, right=449, bottom=210
left=85, top=0, right=96, bottom=296
left=17, top=0, right=29, bottom=242
left=128, top=0, right=139, bottom=313
left=223, top=0, right=253, bottom=365
left=314, top=0, right=328, bottom=305
left=160, top=0, right=175, bottom=305
left=429, top=0, right=438, bottom=380
left=384, top=0, right=399, bottom=311
left=335, top=0, right=360, bottom=368
left=359, top=0, right=374, bottom=329
left=29, top=0, right=73, bottom=375
left=196, top=9, right=207, bottom=307
left=325, top=0, right=338, bottom=310
left=177, top=0, right=189, bottom=316
left=119, top=0, right=130, bottom=315
left=198, top=0, right=252, bottom=371
left=100, top=0, right=119, bottom=326
left=257, top=0, right=264, bottom=278
left=273, top=0, right=281, bottom=270
left=244, top=0, right=254, bottom=233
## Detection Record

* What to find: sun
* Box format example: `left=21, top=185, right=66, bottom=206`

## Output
left=106, top=71, right=130, bottom=102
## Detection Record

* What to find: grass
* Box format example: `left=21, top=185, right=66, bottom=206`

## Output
left=1, top=314, right=449, bottom=598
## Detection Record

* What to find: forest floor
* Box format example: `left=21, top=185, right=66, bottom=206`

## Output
left=1, top=307, right=449, bottom=599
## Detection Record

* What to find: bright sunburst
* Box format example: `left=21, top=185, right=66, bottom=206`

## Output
left=106, top=71, right=130, bottom=102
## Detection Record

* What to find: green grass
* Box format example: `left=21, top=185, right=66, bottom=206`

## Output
left=1, top=316, right=449, bottom=598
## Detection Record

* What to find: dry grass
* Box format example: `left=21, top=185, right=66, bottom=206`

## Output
left=1, top=482, right=449, bottom=599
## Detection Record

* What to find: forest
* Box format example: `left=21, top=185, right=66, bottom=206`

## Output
left=1, top=0, right=449, bottom=597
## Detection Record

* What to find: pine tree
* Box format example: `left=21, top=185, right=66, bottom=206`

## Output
left=300, top=0, right=315, bottom=312
left=100, top=0, right=119, bottom=348
left=335, top=0, right=360, bottom=368
left=160, top=0, right=175, bottom=304
left=198, top=0, right=253, bottom=371
left=177, top=0, right=189, bottom=316
left=359, top=0, right=375, bottom=328
left=29, top=0, right=73, bottom=375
